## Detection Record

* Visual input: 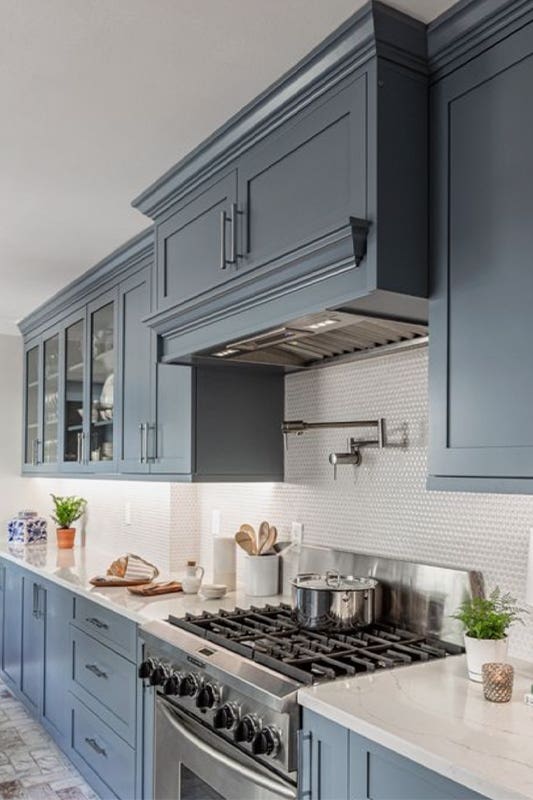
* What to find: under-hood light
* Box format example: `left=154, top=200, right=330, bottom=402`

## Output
left=306, top=319, right=337, bottom=330
left=213, top=348, right=240, bottom=358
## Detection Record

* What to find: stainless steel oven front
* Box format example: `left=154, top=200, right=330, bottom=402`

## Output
left=155, top=696, right=297, bottom=800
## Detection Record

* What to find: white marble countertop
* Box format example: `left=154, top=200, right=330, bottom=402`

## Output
left=0, top=540, right=286, bottom=623
left=299, top=653, right=533, bottom=800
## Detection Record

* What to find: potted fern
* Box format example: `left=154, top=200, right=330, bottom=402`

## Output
left=51, top=494, right=87, bottom=550
left=452, top=588, right=526, bottom=682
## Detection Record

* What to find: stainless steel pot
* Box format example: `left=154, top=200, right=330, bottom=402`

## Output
left=291, top=571, right=378, bottom=630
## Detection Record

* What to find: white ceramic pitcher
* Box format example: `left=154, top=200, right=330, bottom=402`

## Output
left=182, top=561, right=205, bottom=594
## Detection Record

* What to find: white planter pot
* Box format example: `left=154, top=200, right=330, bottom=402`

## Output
left=464, top=635, right=508, bottom=682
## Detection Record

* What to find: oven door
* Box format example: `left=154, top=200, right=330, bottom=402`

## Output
left=155, top=696, right=297, bottom=800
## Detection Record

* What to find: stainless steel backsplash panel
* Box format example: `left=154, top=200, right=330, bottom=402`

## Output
left=281, top=546, right=484, bottom=646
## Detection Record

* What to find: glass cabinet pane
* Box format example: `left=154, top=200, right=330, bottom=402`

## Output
left=42, top=335, right=59, bottom=464
left=90, top=302, right=114, bottom=463
left=25, top=346, right=39, bottom=464
left=64, top=320, right=85, bottom=463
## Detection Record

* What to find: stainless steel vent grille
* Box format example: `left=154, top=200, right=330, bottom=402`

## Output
left=209, top=311, right=428, bottom=368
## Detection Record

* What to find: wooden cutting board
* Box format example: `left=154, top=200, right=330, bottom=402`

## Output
left=127, top=581, right=183, bottom=596
left=90, top=577, right=151, bottom=587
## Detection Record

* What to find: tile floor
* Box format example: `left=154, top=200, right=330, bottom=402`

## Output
left=0, top=679, right=99, bottom=799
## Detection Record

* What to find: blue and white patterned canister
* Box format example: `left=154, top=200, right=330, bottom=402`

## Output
left=7, top=511, right=47, bottom=545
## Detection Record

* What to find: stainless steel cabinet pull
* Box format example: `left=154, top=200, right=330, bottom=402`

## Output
left=85, top=617, right=109, bottom=630
left=229, top=202, right=238, bottom=264
left=32, top=583, right=39, bottom=618
left=220, top=210, right=227, bottom=269
left=85, top=737, right=107, bottom=757
left=85, top=663, right=108, bottom=679
left=76, top=432, right=83, bottom=464
left=32, top=438, right=41, bottom=466
left=146, top=422, right=156, bottom=463
left=139, top=423, right=145, bottom=463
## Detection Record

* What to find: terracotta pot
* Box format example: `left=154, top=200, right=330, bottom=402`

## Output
left=56, top=527, right=76, bottom=550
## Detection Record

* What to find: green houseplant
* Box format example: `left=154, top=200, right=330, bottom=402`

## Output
left=50, top=494, right=87, bottom=550
left=452, top=588, right=526, bottom=681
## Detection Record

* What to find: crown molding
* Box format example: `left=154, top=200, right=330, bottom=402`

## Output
left=19, top=226, right=154, bottom=337
left=131, top=1, right=427, bottom=221
left=428, top=0, right=533, bottom=80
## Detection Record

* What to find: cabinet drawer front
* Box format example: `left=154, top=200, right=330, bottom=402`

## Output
left=239, top=75, right=366, bottom=275
left=73, top=597, right=137, bottom=660
left=157, top=171, right=237, bottom=309
left=71, top=695, right=135, bottom=800
left=72, top=628, right=136, bottom=743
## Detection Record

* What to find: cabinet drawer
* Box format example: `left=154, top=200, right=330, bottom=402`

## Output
left=71, top=627, right=136, bottom=744
left=71, top=694, right=135, bottom=800
left=73, top=596, right=137, bottom=660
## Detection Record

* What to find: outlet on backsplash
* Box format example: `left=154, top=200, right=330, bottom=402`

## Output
left=291, top=521, right=303, bottom=547
left=123, top=502, right=132, bottom=526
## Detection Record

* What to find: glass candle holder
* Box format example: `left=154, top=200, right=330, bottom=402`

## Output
left=482, top=662, right=514, bottom=703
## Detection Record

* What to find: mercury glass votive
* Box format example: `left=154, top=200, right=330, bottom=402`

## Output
left=482, top=662, right=514, bottom=703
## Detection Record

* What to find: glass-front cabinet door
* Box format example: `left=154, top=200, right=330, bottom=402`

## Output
left=62, top=314, right=88, bottom=471
left=88, top=291, right=117, bottom=470
left=42, top=333, right=59, bottom=468
left=23, top=344, right=40, bottom=469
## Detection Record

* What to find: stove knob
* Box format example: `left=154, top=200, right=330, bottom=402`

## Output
left=138, top=659, right=154, bottom=680
left=163, top=672, right=182, bottom=696
left=213, top=703, right=239, bottom=730
left=180, top=673, right=202, bottom=698
left=196, top=682, right=220, bottom=710
left=149, top=664, right=166, bottom=687
left=234, top=714, right=261, bottom=744
left=252, top=726, right=281, bottom=758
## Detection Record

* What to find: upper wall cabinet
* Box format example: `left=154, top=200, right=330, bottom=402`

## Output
left=428, top=2, right=533, bottom=493
left=133, top=2, right=429, bottom=359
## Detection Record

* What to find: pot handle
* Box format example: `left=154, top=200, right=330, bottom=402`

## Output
left=325, top=570, right=341, bottom=588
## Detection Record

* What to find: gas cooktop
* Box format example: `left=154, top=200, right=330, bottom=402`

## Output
left=167, top=604, right=464, bottom=685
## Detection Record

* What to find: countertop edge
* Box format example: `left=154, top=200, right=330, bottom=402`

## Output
left=0, top=548, right=145, bottom=624
left=297, top=687, right=530, bottom=800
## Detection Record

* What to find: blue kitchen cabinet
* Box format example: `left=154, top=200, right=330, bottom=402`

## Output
left=301, top=710, right=487, bottom=800
left=428, top=6, right=533, bottom=492
left=133, top=3, right=428, bottom=359
left=299, top=710, right=350, bottom=800
left=155, top=170, right=238, bottom=312
left=1, top=561, right=23, bottom=690
left=22, top=328, right=61, bottom=474
left=42, top=582, right=73, bottom=746
left=20, top=575, right=45, bottom=713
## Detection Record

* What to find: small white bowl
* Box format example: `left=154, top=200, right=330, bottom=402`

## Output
left=200, top=584, right=227, bottom=600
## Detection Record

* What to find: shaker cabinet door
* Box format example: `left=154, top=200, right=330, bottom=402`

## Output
left=300, top=710, right=350, bottom=800
left=21, top=577, right=44, bottom=712
left=149, top=363, right=193, bottom=475
left=156, top=171, right=237, bottom=309
left=238, top=75, right=367, bottom=279
left=2, top=563, right=23, bottom=689
left=118, top=266, right=153, bottom=474
left=430, top=21, right=533, bottom=490
left=42, top=582, right=72, bottom=745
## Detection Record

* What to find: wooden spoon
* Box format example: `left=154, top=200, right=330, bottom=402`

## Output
left=259, top=525, right=277, bottom=555
left=239, top=524, right=258, bottom=553
left=235, top=529, right=256, bottom=555
left=258, top=521, right=271, bottom=554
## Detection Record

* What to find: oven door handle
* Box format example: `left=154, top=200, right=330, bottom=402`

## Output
left=158, top=700, right=297, bottom=799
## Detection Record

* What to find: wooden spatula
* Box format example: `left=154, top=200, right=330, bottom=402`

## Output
left=259, top=524, right=277, bottom=555
left=258, top=521, right=271, bottom=554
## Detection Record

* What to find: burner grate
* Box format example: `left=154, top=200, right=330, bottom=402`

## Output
left=167, top=604, right=463, bottom=685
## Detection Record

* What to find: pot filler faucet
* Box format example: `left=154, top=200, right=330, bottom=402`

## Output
left=281, top=417, right=385, bottom=479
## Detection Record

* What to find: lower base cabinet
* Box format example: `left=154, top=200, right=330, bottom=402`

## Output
left=0, top=558, right=142, bottom=799
left=301, top=710, right=487, bottom=800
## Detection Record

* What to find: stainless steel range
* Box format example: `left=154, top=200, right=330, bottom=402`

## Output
left=139, top=547, right=483, bottom=800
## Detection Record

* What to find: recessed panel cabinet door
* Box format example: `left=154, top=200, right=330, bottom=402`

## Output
left=238, top=75, right=367, bottom=276
left=42, top=583, right=72, bottom=744
left=21, top=577, right=44, bottom=712
left=118, top=266, right=153, bottom=474
left=430, top=23, right=533, bottom=487
left=156, top=171, right=237, bottom=309
left=2, top=564, right=22, bottom=688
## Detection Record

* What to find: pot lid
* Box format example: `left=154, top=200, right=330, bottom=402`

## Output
left=292, top=571, right=378, bottom=592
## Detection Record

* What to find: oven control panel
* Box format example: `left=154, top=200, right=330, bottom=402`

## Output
left=138, top=655, right=292, bottom=773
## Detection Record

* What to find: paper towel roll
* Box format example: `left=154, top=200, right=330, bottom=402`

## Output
left=526, top=529, right=533, bottom=606
left=213, top=537, right=236, bottom=591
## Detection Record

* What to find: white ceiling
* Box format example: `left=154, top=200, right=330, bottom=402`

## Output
left=0, top=0, right=456, bottom=334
